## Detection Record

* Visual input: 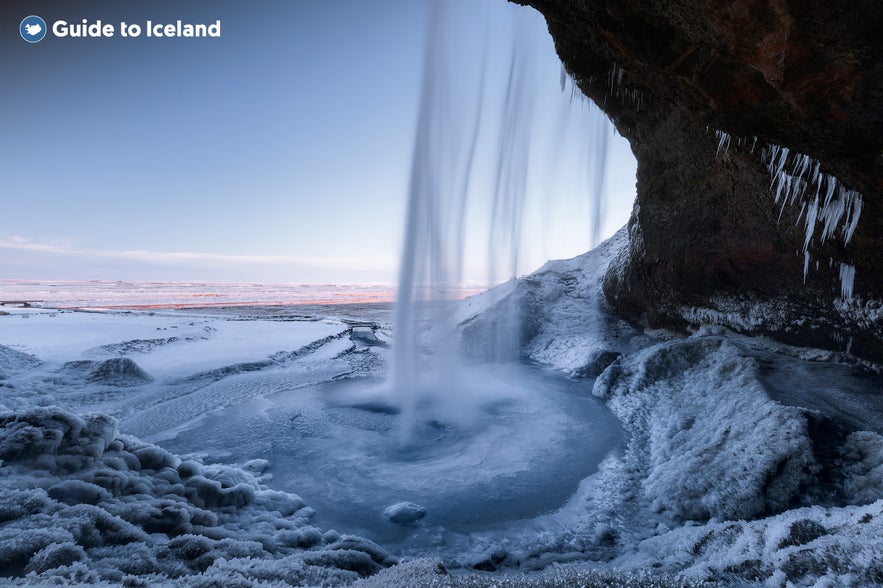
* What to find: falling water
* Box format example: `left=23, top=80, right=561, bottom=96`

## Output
left=389, top=1, right=615, bottom=441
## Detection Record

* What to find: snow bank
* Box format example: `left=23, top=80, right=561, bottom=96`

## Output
left=0, top=406, right=396, bottom=586
left=458, top=228, right=639, bottom=375
left=0, top=344, right=41, bottom=381
left=456, top=231, right=883, bottom=585
left=618, top=500, right=883, bottom=586
left=350, top=558, right=704, bottom=587
left=592, top=336, right=816, bottom=523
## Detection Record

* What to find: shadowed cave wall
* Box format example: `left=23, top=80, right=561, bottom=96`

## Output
left=513, top=0, right=883, bottom=361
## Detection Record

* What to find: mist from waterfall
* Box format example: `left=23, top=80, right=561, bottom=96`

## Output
left=389, top=0, right=615, bottom=441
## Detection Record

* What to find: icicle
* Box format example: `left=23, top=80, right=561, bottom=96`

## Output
left=839, top=263, right=856, bottom=301
left=715, top=131, right=731, bottom=157
left=774, top=147, right=789, bottom=180
left=795, top=200, right=806, bottom=226
left=842, top=192, right=862, bottom=244
left=803, top=195, right=819, bottom=253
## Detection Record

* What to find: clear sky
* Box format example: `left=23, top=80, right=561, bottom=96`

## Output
left=0, top=0, right=636, bottom=284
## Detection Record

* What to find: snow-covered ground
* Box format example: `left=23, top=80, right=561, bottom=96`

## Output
left=2, top=231, right=882, bottom=586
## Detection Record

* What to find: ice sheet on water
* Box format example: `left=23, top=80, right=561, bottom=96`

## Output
left=160, top=361, right=621, bottom=554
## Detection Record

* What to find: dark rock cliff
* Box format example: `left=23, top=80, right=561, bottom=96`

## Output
left=513, top=0, right=883, bottom=361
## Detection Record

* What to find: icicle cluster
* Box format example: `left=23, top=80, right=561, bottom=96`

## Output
left=559, top=66, right=589, bottom=104
left=714, top=130, right=731, bottom=157
left=763, top=145, right=863, bottom=256
left=761, top=145, right=863, bottom=298
left=707, top=127, right=758, bottom=156
left=603, top=64, right=644, bottom=110
left=707, top=129, right=863, bottom=299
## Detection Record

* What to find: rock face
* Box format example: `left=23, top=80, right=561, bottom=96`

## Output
left=513, top=0, right=883, bottom=361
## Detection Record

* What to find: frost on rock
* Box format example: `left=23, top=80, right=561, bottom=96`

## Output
left=591, top=336, right=816, bottom=523
left=583, top=335, right=883, bottom=585
left=0, top=406, right=396, bottom=586
left=617, top=500, right=883, bottom=587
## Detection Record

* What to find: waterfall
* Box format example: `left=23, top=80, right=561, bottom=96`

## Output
left=389, top=0, right=615, bottom=442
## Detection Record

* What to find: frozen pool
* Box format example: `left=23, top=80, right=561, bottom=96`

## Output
left=158, top=362, right=621, bottom=552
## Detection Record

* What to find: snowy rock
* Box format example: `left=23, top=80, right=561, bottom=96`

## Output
left=86, top=358, right=152, bottom=386
left=592, top=336, right=816, bottom=522
left=0, top=344, right=41, bottom=379
left=351, top=326, right=386, bottom=347
left=383, top=501, right=427, bottom=525
left=0, top=406, right=397, bottom=585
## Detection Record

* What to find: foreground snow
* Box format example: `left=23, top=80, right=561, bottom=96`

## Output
left=2, top=230, right=882, bottom=586
left=0, top=407, right=397, bottom=586
left=457, top=228, right=883, bottom=586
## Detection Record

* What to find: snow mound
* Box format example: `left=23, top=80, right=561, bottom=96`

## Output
left=459, top=228, right=638, bottom=375
left=592, top=336, right=817, bottom=523
left=86, top=358, right=153, bottom=386
left=0, top=406, right=396, bottom=585
left=619, top=500, right=883, bottom=586
left=0, top=344, right=41, bottom=380
left=350, top=558, right=706, bottom=587
left=383, top=502, right=427, bottom=525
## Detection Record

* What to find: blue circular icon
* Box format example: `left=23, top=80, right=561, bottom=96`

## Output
left=20, top=15, right=48, bottom=43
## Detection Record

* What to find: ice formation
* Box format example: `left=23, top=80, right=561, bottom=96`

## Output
left=771, top=146, right=862, bottom=301
left=714, top=130, right=731, bottom=158
left=707, top=131, right=864, bottom=297
left=761, top=145, right=863, bottom=280
left=840, top=262, right=856, bottom=301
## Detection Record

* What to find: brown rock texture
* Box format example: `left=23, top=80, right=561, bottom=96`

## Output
left=513, top=0, right=883, bottom=361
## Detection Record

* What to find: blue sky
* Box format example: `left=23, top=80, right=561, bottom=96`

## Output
left=0, top=0, right=636, bottom=284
